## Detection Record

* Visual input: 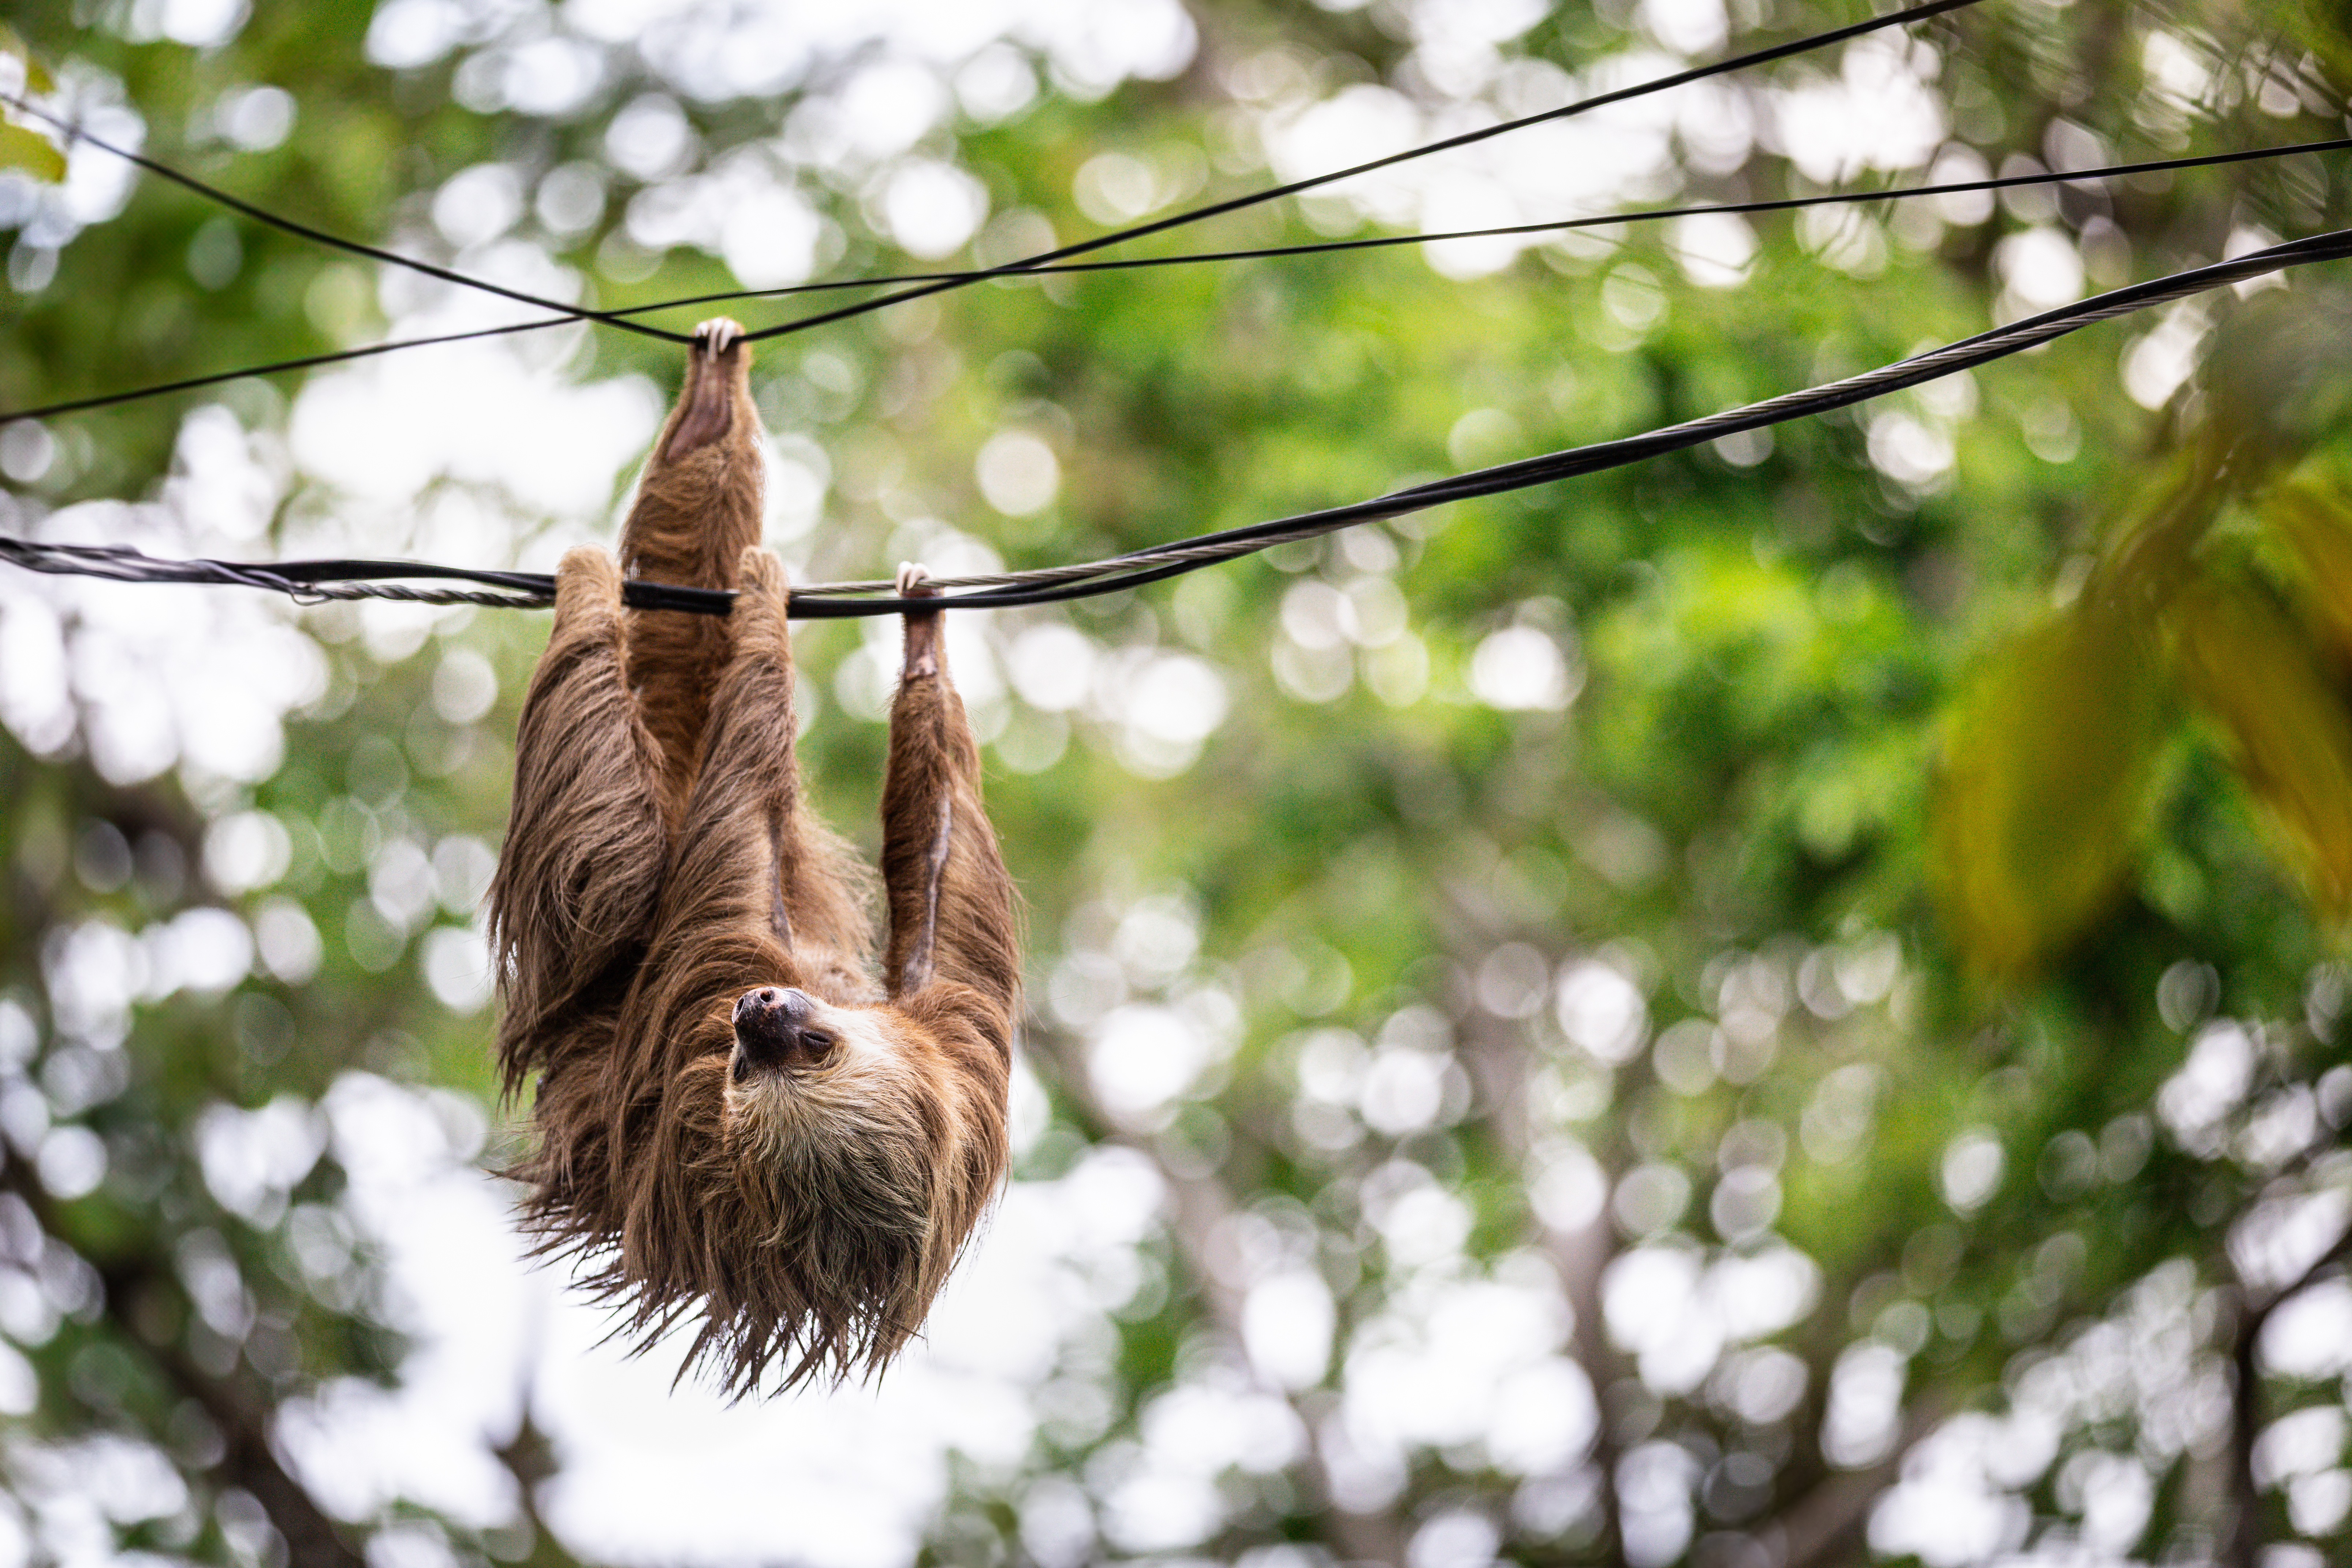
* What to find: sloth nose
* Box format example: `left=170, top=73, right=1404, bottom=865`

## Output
left=732, top=987, right=832, bottom=1075
left=734, top=986, right=813, bottom=1025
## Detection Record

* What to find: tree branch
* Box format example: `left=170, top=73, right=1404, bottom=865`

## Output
left=0, top=1157, right=365, bottom=1568
left=1453, top=1000, right=1628, bottom=1563
left=1032, top=1029, right=1408, bottom=1567
left=1771, top=1393, right=1953, bottom=1568
left=493, top=1394, right=588, bottom=1568
left=2226, top=1216, right=2352, bottom=1568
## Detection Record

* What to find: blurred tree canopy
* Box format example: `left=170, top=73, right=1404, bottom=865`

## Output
left=3, top=1, right=2352, bottom=1565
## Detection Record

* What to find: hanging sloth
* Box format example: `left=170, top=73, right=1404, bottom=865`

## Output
left=485, top=319, right=1020, bottom=1394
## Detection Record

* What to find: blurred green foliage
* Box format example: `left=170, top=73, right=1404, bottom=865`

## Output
left=1, top=1, right=2350, bottom=1566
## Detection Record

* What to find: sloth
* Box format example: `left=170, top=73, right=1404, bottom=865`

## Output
left=485, top=319, right=1020, bottom=1394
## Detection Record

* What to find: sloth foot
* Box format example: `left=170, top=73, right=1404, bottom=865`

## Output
left=694, top=317, right=745, bottom=354
left=897, top=562, right=942, bottom=676
left=553, top=545, right=623, bottom=622
left=665, top=320, right=748, bottom=459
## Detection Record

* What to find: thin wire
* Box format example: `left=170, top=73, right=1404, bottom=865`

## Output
left=11, top=133, right=2345, bottom=427
left=691, top=133, right=2352, bottom=303
left=12, top=223, right=2349, bottom=617
left=736, top=0, right=1984, bottom=343
left=1, top=317, right=584, bottom=424
left=0, top=94, right=692, bottom=345
left=0, top=0, right=1979, bottom=364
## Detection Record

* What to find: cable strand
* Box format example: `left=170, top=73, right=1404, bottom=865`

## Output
left=12, top=223, right=2348, bottom=617
left=9, top=131, right=2343, bottom=427
left=0, top=0, right=1979, bottom=367
left=736, top=0, right=1984, bottom=343
left=0, top=95, right=690, bottom=344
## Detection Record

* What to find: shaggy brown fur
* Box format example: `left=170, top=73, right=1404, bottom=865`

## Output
left=487, top=320, right=1020, bottom=1394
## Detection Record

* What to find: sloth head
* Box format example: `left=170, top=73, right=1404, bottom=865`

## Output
left=713, top=983, right=1006, bottom=1374
left=721, top=984, right=940, bottom=1207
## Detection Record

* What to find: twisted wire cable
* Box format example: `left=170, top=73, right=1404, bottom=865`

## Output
left=0, top=95, right=692, bottom=344
left=10, top=223, right=2347, bottom=618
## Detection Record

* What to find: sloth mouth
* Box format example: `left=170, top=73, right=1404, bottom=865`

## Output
left=731, top=985, right=838, bottom=1078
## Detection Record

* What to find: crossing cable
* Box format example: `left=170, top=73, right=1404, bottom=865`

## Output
left=6, top=131, right=2345, bottom=427
left=8, top=223, right=2349, bottom=617
left=730, top=0, right=1984, bottom=343
left=0, top=94, right=692, bottom=344
left=605, top=133, right=2352, bottom=312
left=0, top=0, right=1981, bottom=382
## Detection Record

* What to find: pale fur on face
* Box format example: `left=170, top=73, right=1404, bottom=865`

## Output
left=722, top=995, right=950, bottom=1255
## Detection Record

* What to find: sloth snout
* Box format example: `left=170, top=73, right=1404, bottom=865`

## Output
left=735, top=986, right=812, bottom=1025
left=732, top=987, right=834, bottom=1076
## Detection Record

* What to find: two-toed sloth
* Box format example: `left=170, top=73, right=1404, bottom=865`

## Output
left=487, top=319, right=1020, bottom=1394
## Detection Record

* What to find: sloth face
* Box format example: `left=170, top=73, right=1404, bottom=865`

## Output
left=724, top=986, right=938, bottom=1134
left=719, top=985, right=955, bottom=1247
left=728, top=984, right=846, bottom=1079
left=716, top=982, right=1009, bottom=1366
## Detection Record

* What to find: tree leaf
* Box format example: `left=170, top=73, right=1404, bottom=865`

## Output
left=2172, top=579, right=2352, bottom=920
left=2281, top=0, right=2352, bottom=83
left=2262, top=480, right=2352, bottom=664
left=0, top=121, right=64, bottom=183
left=1932, top=604, right=2169, bottom=977
left=0, top=25, right=54, bottom=95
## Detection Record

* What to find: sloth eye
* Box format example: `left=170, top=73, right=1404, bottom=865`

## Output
left=799, top=1029, right=834, bottom=1050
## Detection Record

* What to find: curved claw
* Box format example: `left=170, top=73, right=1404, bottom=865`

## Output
left=897, top=562, right=942, bottom=676
left=693, top=317, right=745, bottom=355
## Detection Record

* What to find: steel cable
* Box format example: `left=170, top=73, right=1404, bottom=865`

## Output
left=10, top=224, right=2348, bottom=618
left=7, top=131, right=2343, bottom=428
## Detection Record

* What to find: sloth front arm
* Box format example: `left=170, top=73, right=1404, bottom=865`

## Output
left=879, top=569, right=1021, bottom=1043
left=485, top=547, right=669, bottom=1085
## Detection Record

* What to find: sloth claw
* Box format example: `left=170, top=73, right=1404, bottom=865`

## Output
left=693, top=317, right=744, bottom=354
left=896, top=563, right=942, bottom=675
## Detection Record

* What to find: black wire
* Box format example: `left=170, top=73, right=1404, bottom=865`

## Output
left=0, top=0, right=1979, bottom=370
left=12, top=132, right=2345, bottom=427
left=12, top=223, right=2348, bottom=618
left=537, top=134, right=2352, bottom=317
left=0, top=316, right=584, bottom=424
left=735, top=0, right=1985, bottom=343
left=738, top=133, right=2352, bottom=298
left=0, top=95, right=692, bottom=345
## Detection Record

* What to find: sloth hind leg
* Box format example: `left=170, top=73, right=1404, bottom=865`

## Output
left=618, top=324, right=762, bottom=822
